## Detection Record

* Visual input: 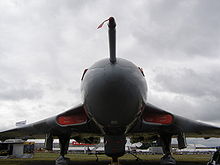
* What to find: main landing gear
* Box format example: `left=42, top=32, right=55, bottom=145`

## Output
left=160, top=133, right=176, bottom=165
left=207, top=147, right=220, bottom=165
left=55, top=135, right=70, bottom=165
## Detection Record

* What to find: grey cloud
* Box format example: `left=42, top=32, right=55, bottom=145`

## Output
left=148, top=90, right=220, bottom=123
left=0, top=88, right=42, bottom=101
left=131, top=0, right=220, bottom=58
left=0, top=79, right=43, bottom=101
left=153, top=68, right=220, bottom=99
left=148, top=66, right=220, bottom=123
left=196, top=100, right=220, bottom=122
left=0, top=0, right=220, bottom=131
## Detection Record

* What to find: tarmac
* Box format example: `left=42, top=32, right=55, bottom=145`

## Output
left=25, top=160, right=208, bottom=165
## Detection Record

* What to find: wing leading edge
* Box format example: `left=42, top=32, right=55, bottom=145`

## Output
left=129, top=103, right=220, bottom=138
left=0, top=104, right=101, bottom=141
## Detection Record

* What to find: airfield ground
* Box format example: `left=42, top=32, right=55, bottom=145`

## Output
left=0, top=153, right=212, bottom=165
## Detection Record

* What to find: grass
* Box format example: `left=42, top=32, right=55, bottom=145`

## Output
left=0, top=152, right=212, bottom=165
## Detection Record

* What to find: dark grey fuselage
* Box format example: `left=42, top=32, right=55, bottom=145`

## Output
left=81, top=58, right=148, bottom=134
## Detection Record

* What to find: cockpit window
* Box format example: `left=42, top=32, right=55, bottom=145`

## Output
left=138, top=67, right=145, bottom=77
left=81, top=69, right=88, bottom=81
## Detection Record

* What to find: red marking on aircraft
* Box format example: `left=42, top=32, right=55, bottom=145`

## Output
left=71, top=141, right=95, bottom=146
left=143, top=114, right=173, bottom=124
left=57, top=112, right=87, bottom=126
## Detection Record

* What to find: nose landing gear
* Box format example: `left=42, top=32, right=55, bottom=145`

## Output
left=104, top=135, right=126, bottom=165
left=110, top=156, right=120, bottom=165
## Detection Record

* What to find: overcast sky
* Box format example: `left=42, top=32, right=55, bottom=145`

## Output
left=0, top=0, right=220, bottom=131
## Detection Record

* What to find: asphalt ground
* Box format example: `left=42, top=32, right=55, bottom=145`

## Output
left=0, top=153, right=211, bottom=165
left=25, top=160, right=208, bottom=165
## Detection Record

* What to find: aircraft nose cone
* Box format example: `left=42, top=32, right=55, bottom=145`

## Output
left=84, top=65, right=142, bottom=127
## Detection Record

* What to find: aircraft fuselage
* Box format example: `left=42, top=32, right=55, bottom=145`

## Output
left=81, top=58, right=148, bottom=134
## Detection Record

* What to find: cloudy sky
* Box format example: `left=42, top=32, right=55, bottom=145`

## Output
left=0, top=0, right=220, bottom=132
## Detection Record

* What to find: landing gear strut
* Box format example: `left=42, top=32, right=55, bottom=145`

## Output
left=160, top=133, right=176, bottom=165
left=111, top=156, right=119, bottom=165
left=207, top=147, right=220, bottom=165
left=55, top=135, right=70, bottom=165
left=104, top=135, right=126, bottom=165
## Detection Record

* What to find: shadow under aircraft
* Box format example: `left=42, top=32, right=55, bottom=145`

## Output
left=1, top=17, right=220, bottom=165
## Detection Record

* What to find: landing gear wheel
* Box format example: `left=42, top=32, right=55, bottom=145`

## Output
left=160, top=154, right=176, bottom=165
left=109, top=156, right=120, bottom=165
left=207, top=163, right=213, bottom=165
left=160, top=133, right=176, bottom=165
left=55, top=156, right=70, bottom=165
left=56, top=135, right=71, bottom=165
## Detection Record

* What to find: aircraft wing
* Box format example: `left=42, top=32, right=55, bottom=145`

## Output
left=1, top=102, right=220, bottom=141
left=0, top=104, right=101, bottom=141
left=129, top=103, right=220, bottom=138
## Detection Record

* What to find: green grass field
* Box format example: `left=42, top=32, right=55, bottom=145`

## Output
left=0, top=152, right=212, bottom=165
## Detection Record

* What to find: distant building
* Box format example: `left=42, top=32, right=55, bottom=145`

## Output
left=0, top=139, right=34, bottom=158
left=149, top=147, right=163, bottom=154
left=16, top=120, right=26, bottom=127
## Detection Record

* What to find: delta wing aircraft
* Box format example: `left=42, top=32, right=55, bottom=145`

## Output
left=1, top=17, right=220, bottom=165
